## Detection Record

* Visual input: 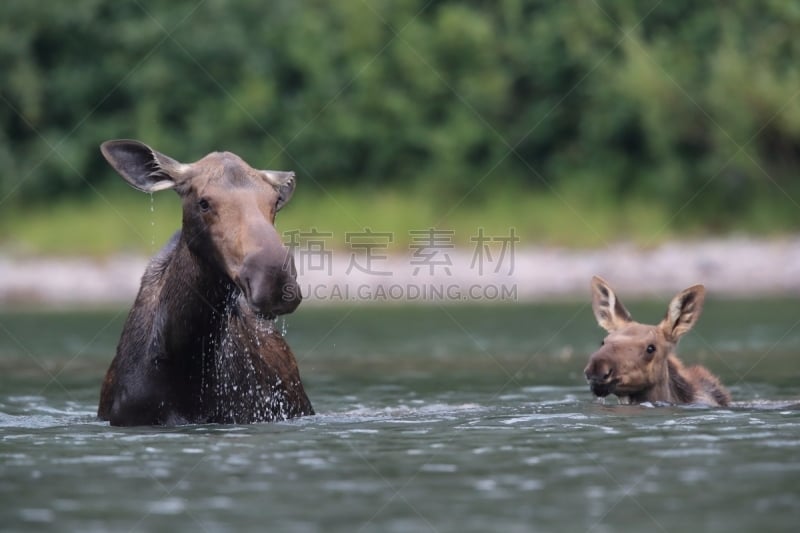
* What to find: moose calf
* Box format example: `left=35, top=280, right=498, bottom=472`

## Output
left=584, top=276, right=730, bottom=406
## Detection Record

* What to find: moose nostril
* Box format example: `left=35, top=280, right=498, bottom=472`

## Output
left=603, top=368, right=613, bottom=380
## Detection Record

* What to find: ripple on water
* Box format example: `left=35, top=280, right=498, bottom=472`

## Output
left=344, top=428, right=380, bottom=435
left=0, top=413, right=91, bottom=429
left=7, top=395, right=47, bottom=404
left=146, top=497, right=186, bottom=515
left=562, top=465, right=606, bottom=478
left=473, top=478, right=499, bottom=492
left=297, top=456, right=329, bottom=469
left=678, top=433, right=722, bottom=443
left=181, top=447, right=205, bottom=454
left=651, top=447, right=722, bottom=458
left=322, top=479, right=385, bottom=494
left=19, top=508, right=54, bottom=523
left=679, top=468, right=711, bottom=483
left=518, top=479, right=543, bottom=491
left=201, top=496, right=235, bottom=510
left=420, top=463, right=457, bottom=473
left=399, top=428, right=430, bottom=436
left=118, top=433, right=193, bottom=443
left=51, top=499, right=81, bottom=512
left=763, top=439, right=800, bottom=448
left=223, top=454, right=252, bottom=467
left=500, top=412, right=588, bottom=425
left=627, top=435, right=663, bottom=444
left=329, top=401, right=485, bottom=424
left=52, top=455, right=132, bottom=465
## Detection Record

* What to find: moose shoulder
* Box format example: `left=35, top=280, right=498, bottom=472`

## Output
left=97, top=140, right=313, bottom=426
left=584, top=276, right=730, bottom=407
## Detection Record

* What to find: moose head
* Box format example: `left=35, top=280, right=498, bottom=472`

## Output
left=101, top=140, right=301, bottom=317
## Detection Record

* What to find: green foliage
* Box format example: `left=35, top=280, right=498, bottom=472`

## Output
left=1, top=0, right=800, bottom=235
left=2, top=182, right=795, bottom=256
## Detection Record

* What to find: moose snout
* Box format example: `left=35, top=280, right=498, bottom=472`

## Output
left=239, top=249, right=302, bottom=317
left=584, top=354, right=615, bottom=397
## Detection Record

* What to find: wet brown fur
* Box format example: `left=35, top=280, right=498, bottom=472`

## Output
left=96, top=140, right=312, bottom=426
left=584, top=276, right=730, bottom=407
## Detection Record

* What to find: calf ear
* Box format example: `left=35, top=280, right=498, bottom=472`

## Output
left=100, top=140, right=187, bottom=193
left=660, top=285, right=705, bottom=341
left=591, top=276, right=632, bottom=332
left=262, top=170, right=295, bottom=211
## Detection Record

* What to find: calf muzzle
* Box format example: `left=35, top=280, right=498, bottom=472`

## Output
left=584, top=355, right=615, bottom=397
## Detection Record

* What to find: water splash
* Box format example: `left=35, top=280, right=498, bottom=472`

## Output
left=201, top=292, right=292, bottom=423
left=254, top=315, right=276, bottom=338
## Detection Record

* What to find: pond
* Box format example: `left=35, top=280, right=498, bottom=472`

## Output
left=1, top=300, right=799, bottom=532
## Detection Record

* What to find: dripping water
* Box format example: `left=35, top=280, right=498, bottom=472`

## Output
left=212, top=290, right=265, bottom=421
left=149, top=193, right=156, bottom=250
left=191, top=282, right=295, bottom=422
left=253, top=313, right=288, bottom=420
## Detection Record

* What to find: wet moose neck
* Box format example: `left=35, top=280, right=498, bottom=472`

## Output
left=160, top=236, right=235, bottom=360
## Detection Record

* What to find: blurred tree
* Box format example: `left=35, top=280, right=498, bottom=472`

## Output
left=1, top=0, right=799, bottom=225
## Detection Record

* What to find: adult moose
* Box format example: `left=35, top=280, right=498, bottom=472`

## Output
left=584, top=276, right=730, bottom=406
left=97, top=140, right=313, bottom=426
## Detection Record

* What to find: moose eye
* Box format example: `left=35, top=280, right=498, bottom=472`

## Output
left=646, top=344, right=656, bottom=354
left=600, top=340, right=605, bottom=346
left=198, top=198, right=211, bottom=212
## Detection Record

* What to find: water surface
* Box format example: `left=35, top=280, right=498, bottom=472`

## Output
left=1, top=301, right=799, bottom=532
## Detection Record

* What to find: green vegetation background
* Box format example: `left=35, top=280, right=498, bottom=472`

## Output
left=1, top=0, right=799, bottom=254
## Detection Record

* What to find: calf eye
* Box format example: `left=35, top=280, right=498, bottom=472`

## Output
left=600, top=340, right=605, bottom=346
left=646, top=344, right=656, bottom=354
left=198, top=198, right=211, bottom=212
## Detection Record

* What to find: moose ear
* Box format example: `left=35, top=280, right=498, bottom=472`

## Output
left=100, top=140, right=187, bottom=193
left=591, top=276, right=633, bottom=332
left=660, top=285, right=705, bottom=342
left=262, top=170, right=296, bottom=211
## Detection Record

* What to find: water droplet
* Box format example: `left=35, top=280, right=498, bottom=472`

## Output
left=149, top=193, right=156, bottom=249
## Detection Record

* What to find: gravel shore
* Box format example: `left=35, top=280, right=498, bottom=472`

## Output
left=1, top=236, right=798, bottom=306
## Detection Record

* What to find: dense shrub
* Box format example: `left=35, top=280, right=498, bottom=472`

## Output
left=1, top=0, right=799, bottom=224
